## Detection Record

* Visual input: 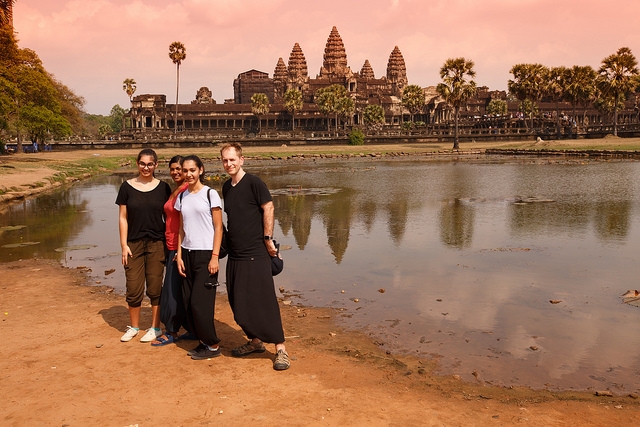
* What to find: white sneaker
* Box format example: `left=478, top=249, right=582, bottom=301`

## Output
left=140, top=328, right=162, bottom=343
left=120, top=326, right=139, bottom=342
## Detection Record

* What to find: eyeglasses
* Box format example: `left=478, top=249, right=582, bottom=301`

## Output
left=138, top=162, right=156, bottom=169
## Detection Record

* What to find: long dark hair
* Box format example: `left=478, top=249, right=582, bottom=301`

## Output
left=181, top=154, right=205, bottom=183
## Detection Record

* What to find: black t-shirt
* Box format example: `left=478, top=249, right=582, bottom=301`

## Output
left=222, top=173, right=272, bottom=258
left=115, top=180, right=171, bottom=241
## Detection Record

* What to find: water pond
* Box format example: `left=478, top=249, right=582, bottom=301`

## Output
left=2, top=155, right=640, bottom=393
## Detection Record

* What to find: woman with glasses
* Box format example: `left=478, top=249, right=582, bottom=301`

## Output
left=116, top=148, right=171, bottom=343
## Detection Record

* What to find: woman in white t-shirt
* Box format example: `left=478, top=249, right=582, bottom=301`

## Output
left=176, top=155, right=224, bottom=360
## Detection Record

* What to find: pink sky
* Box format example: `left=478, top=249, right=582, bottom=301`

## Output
left=13, top=0, right=640, bottom=115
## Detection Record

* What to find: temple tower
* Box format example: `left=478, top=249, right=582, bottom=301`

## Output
left=287, top=42, right=309, bottom=90
left=273, top=57, right=288, bottom=102
left=319, top=26, right=352, bottom=78
left=360, top=60, right=375, bottom=79
left=386, top=46, right=408, bottom=97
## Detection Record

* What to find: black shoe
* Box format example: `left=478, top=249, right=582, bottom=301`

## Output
left=187, top=342, right=207, bottom=357
left=191, top=345, right=221, bottom=360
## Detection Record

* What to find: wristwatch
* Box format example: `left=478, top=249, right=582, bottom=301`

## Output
left=264, top=235, right=272, bottom=241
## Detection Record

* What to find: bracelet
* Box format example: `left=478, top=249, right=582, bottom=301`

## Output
left=212, top=253, right=218, bottom=257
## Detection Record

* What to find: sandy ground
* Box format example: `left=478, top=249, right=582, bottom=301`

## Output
left=1, top=144, right=640, bottom=425
left=1, top=259, right=638, bottom=426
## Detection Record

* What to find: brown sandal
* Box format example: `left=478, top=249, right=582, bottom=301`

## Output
left=231, top=340, right=266, bottom=357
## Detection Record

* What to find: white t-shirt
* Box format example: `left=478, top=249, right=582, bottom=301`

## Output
left=175, top=185, right=222, bottom=250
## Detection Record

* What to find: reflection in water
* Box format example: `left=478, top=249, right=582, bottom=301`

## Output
left=3, top=158, right=640, bottom=393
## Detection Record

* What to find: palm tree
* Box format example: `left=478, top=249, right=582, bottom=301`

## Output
left=336, top=96, right=355, bottom=130
left=0, top=0, right=16, bottom=28
left=597, top=47, right=639, bottom=136
left=401, top=84, right=424, bottom=125
left=168, top=41, right=186, bottom=134
left=565, top=65, right=597, bottom=128
left=363, top=104, right=385, bottom=134
left=436, top=57, right=477, bottom=149
left=122, top=78, right=136, bottom=102
left=251, top=93, right=270, bottom=134
left=283, top=88, right=302, bottom=131
left=315, top=84, right=348, bottom=134
left=508, top=63, right=548, bottom=131
left=546, top=66, right=569, bottom=138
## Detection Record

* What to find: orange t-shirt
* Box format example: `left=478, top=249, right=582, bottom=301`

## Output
left=164, top=183, right=188, bottom=250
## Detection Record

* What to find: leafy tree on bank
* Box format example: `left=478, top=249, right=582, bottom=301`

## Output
left=283, top=88, right=302, bottom=131
left=315, top=84, right=349, bottom=134
left=597, top=47, right=639, bottom=136
left=565, top=65, right=597, bottom=127
left=122, top=78, right=136, bottom=102
left=363, top=104, right=385, bottom=133
left=508, top=63, right=548, bottom=131
left=251, top=93, right=270, bottom=134
left=0, top=27, right=81, bottom=150
left=168, top=41, right=186, bottom=134
left=437, top=57, right=477, bottom=149
left=401, top=84, right=425, bottom=125
left=486, top=99, right=507, bottom=116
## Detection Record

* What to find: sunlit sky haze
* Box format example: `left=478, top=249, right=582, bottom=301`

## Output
left=13, top=0, right=640, bottom=115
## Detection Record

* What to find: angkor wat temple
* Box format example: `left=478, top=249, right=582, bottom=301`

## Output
left=123, top=26, right=640, bottom=140
left=124, top=26, right=421, bottom=136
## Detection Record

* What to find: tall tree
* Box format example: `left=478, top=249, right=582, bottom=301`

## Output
left=363, top=104, right=385, bottom=134
left=283, top=88, right=302, bottom=131
left=597, top=47, right=639, bottom=136
left=508, top=63, right=548, bottom=131
left=168, top=41, right=186, bottom=134
left=565, top=65, right=597, bottom=127
left=0, top=0, right=15, bottom=28
left=401, top=84, right=424, bottom=125
left=436, top=57, right=477, bottom=149
left=546, top=66, right=569, bottom=138
left=336, top=95, right=355, bottom=130
left=315, top=84, right=348, bottom=134
left=122, top=78, right=137, bottom=102
left=250, top=92, right=270, bottom=134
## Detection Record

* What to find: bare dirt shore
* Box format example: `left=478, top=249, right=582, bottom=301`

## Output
left=1, top=259, right=638, bottom=426
left=2, top=142, right=640, bottom=425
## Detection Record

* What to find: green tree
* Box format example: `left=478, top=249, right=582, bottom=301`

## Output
left=363, top=104, right=385, bottom=133
left=315, top=84, right=348, bottom=134
left=122, top=78, right=137, bottom=102
left=98, top=123, right=111, bottom=139
left=109, top=104, right=126, bottom=133
left=168, top=41, right=186, bottom=134
left=436, top=57, right=477, bottom=149
left=486, top=99, right=507, bottom=116
left=251, top=93, right=270, bottom=134
left=508, top=63, right=548, bottom=131
left=401, top=84, right=424, bottom=125
left=0, top=30, right=78, bottom=149
left=283, top=88, right=302, bottom=131
left=597, top=47, right=639, bottom=136
left=336, top=95, right=355, bottom=130
left=565, top=65, right=597, bottom=127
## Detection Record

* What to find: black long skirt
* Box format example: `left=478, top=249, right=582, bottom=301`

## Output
left=225, top=256, right=285, bottom=344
